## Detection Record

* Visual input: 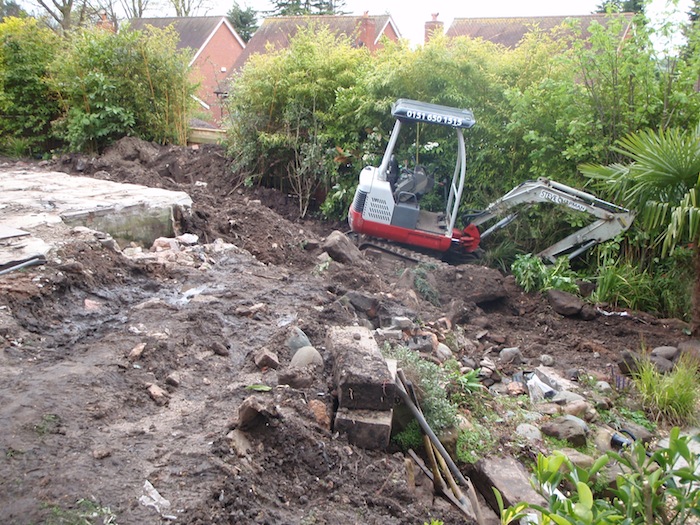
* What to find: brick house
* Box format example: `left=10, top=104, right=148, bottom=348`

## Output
left=231, top=13, right=401, bottom=72
left=438, top=13, right=635, bottom=48
left=129, top=16, right=246, bottom=123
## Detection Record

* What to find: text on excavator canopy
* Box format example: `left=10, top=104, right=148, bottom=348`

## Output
left=539, top=190, right=587, bottom=212
left=405, top=110, right=464, bottom=127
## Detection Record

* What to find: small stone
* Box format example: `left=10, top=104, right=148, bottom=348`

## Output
left=390, top=316, right=413, bottom=329
left=234, top=303, right=266, bottom=317
left=540, top=354, right=555, bottom=367
left=541, top=415, right=588, bottom=447
left=472, top=316, right=491, bottom=329
left=289, top=346, right=323, bottom=369
left=211, top=341, right=229, bottom=356
left=278, top=368, right=314, bottom=388
left=237, top=396, right=278, bottom=431
left=507, top=381, right=528, bottom=396
left=128, top=342, right=147, bottom=361
left=151, top=237, right=179, bottom=252
left=176, top=233, right=199, bottom=245
left=500, top=347, right=523, bottom=364
left=165, top=372, right=181, bottom=387
left=92, top=449, right=111, bottom=460
left=562, top=400, right=596, bottom=421
left=650, top=345, right=679, bottom=361
left=286, top=327, right=311, bottom=352
left=516, top=423, right=542, bottom=442
left=435, top=343, right=453, bottom=363
left=226, top=429, right=252, bottom=457
left=308, top=399, right=330, bottom=429
left=146, top=383, right=169, bottom=406
left=489, top=333, right=507, bottom=344
left=595, top=381, right=613, bottom=394
left=254, top=347, right=280, bottom=370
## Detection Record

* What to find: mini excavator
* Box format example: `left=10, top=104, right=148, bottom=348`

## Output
left=347, top=99, right=635, bottom=262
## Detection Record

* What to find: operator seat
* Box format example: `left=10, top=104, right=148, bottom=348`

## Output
left=393, top=165, right=434, bottom=203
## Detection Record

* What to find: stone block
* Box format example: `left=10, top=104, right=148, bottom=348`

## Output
left=327, top=326, right=395, bottom=411
left=473, top=456, right=547, bottom=511
left=334, top=408, right=392, bottom=450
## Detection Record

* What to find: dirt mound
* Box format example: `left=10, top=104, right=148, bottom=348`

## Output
left=0, top=139, right=691, bottom=525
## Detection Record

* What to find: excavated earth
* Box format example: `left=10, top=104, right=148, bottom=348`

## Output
left=0, top=138, right=692, bottom=525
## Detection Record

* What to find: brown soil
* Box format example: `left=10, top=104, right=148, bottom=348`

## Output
left=0, top=138, right=690, bottom=525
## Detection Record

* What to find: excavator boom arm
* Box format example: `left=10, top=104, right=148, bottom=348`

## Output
left=468, top=178, right=635, bottom=262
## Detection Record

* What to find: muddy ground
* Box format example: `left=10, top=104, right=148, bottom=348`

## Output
left=0, top=138, right=691, bottom=525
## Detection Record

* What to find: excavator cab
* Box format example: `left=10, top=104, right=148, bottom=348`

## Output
left=348, top=98, right=635, bottom=262
left=348, top=99, right=481, bottom=257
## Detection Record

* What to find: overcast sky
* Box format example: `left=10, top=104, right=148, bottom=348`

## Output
left=216, top=0, right=692, bottom=46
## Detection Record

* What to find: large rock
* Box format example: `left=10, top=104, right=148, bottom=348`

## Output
left=547, top=289, right=584, bottom=317
left=321, top=230, right=364, bottom=265
left=327, top=326, right=395, bottom=411
left=541, top=416, right=588, bottom=447
left=678, top=339, right=700, bottom=363
left=472, top=456, right=548, bottom=510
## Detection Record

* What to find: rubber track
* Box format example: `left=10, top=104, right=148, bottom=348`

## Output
left=349, top=233, right=452, bottom=269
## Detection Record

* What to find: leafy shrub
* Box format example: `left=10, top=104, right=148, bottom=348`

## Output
left=631, top=354, right=700, bottom=426
left=225, top=24, right=366, bottom=216
left=50, top=26, right=194, bottom=152
left=383, top=345, right=457, bottom=435
left=511, top=253, right=580, bottom=294
left=0, top=17, right=60, bottom=153
left=498, top=428, right=700, bottom=525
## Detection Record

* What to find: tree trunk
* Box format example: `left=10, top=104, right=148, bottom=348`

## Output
left=693, top=244, right=700, bottom=337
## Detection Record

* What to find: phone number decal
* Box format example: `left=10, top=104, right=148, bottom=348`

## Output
left=405, top=110, right=463, bottom=127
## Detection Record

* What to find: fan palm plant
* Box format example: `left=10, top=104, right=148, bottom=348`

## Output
left=580, top=124, right=700, bottom=336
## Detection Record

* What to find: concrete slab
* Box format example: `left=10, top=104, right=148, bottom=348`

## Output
left=0, top=168, right=192, bottom=269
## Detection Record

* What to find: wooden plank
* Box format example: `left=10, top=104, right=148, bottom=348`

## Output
left=188, top=127, right=227, bottom=145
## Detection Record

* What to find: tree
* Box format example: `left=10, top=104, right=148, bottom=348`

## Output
left=596, top=0, right=645, bottom=13
left=166, top=0, right=209, bottom=17
left=267, top=0, right=346, bottom=16
left=120, top=0, right=150, bottom=19
left=35, top=0, right=89, bottom=32
left=0, top=0, right=26, bottom=20
left=580, top=125, right=700, bottom=336
left=227, top=1, right=257, bottom=42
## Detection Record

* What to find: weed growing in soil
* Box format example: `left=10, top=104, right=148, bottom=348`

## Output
left=383, top=346, right=457, bottom=434
left=455, top=421, right=496, bottom=463
left=413, top=263, right=440, bottom=306
left=632, top=355, right=700, bottom=426
left=34, top=413, right=61, bottom=436
left=42, top=498, right=118, bottom=525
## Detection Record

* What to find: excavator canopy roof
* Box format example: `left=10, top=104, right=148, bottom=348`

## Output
left=392, top=99, right=476, bottom=129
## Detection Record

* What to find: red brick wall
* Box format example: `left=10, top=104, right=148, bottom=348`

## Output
left=191, top=23, right=244, bottom=124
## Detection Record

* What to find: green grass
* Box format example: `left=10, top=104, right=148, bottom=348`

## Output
left=632, top=355, right=700, bottom=426
left=42, top=498, right=118, bottom=524
left=455, top=421, right=496, bottom=463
